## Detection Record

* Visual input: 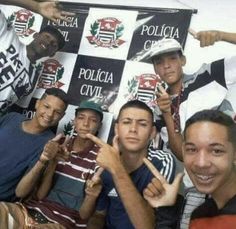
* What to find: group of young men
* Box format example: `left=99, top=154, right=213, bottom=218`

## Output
left=1, top=1, right=236, bottom=229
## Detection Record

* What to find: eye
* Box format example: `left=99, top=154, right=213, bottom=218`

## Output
left=139, top=122, right=148, bottom=127
left=121, top=120, right=131, bottom=125
left=212, top=148, right=225, bottom=156
left=185, top=147, right=197, bottom=154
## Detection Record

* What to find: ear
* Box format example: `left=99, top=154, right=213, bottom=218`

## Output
left=181, top=55, right=186, bottom=67
left=114, top=122, right=118, bottom=136
left=35, top=99, right=40, bottom=110
left=150, top=125, right=157, bottom=141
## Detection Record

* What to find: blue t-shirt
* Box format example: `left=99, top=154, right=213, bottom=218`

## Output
left=0, top=112, right=54, bottom=201
left=96, top=149, right=175, bottom=229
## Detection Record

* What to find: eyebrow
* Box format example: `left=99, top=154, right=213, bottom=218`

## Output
left=120, top=118, right=150, bottom=122
left=184, top=142, right=225, bottom=147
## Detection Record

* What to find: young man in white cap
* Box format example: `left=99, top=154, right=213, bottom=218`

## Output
left=150, top=31, right=236, bottom=228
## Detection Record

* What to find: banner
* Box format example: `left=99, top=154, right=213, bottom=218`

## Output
left=1, top=2, right=193, bottom=140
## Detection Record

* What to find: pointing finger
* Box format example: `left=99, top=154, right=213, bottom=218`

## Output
left=86, top=133, right=105, bottom=147
left=188, top=28, right=197, bottom=38
left=157, top=84, right=167, bottom=95
left=89, top=167, right=104, bottom=187
left=143, top=158, right=166, bottom=184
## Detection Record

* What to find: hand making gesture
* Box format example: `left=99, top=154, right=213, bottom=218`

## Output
left=143, top=158, right=184, bottom=208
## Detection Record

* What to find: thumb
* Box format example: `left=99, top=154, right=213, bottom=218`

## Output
left=51, top=133, right=64, bottom=142
left=172, top=173, right=184, bottom=190
left=112, top=135, right=119, bottom=152
left=62, top=135, right=70, bottom=147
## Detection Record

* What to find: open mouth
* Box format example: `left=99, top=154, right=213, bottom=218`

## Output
left=194, top=173, right=214, bottom=184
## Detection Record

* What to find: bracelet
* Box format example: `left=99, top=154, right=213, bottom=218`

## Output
left=38, top=158, right=48, bottom=166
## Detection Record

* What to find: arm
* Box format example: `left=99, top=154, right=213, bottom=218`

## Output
left=111, top=163, right=155, bottom=229
left=156, top=86, right=183, bottom=161
left=35, top=135, right=70, bottom=200
left=87, top=211, right=106, bottom=229
left=0, top=0, right=75, bottom=23
left=189, top=29, right=236, bottom=47
left=35, top=159, right=57, bottom=200
left=86, top=134, right=155, bottom=229
left=79, top=169, right=103, bottom=219
left=15, top=134, right=65, bottom=199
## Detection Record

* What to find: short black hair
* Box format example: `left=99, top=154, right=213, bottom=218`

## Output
left=41, top=88, right=68, bottom=109
left=183, top=109, right=236, bottom=149
left=117, top=99, right=154, bottom=124
left=40, top=26, right=65, bottom=50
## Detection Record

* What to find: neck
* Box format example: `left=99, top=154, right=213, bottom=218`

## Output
left=22, top=119, right=46, bottom=134
left=72, top=137, right=94, bottom=152
left=121, top=148, right=147, bottom=173
left=212, top=171, right=236, bottom=209
left=169, top=78, right=183, bottom=95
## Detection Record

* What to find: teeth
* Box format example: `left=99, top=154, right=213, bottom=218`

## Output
left=196, top=174, right=212, bottom=180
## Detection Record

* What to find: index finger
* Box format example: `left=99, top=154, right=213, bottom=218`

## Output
left=188, top=28, right=197, bottom=38
left=86, top=133, right=105, bottom=147
left=143, top=158, right=166, bottom=183
left=157, top=84, right=167, bottom=95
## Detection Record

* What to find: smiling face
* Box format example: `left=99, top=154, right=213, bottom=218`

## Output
left=74, top=109, right=102, bottom=139
left=183, top=121, right=236, bottom=198
left=115, top=107, right=156, bottom=154
left=153, top=51, right=186, bottom=89
left=30, top=31, right=60, bottom=58
left=34, top=94, right=66, bottom=130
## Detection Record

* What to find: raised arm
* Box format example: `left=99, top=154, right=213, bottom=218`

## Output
left=156, top=85, right=184, bottom=161
left=0, top=0, right=75, bottom=23
left=15, top=134, right=67, bottom=199
left=189, top=29, right=236, bottom=47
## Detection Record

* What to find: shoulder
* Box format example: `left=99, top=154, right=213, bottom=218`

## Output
left=0, top=112, right=25, bottom=123
left=147, top=148, right=175, bottom=165
left=147, top=148, right=175, bottom=182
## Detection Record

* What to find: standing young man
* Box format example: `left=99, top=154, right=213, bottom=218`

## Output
left=151, top=31, right=236, bottom=228
left=0, top=101, right=104, bottom=228
left=0, top=88, right=68, bottom=202
left=86, top=100, right=175, bottom=229
left=143, top=110, right=236, bottom=229
left=0, top=0, right=74, bottom=114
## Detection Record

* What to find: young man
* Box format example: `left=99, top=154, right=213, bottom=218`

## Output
left=143, top=109, right=236, bottom=229
left=0, top=101, right=104, bottom=228
left=151, top=31, right=236, bottom=227
left=0, top=87, right=68, bottom=201
left=86, top=100, right=175, bottom=229
left=0, top=0, right=73, bottom=114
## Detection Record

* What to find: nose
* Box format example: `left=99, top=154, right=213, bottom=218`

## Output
left=129, top=121, right=137, bottom=132
left=194, top=150, right=211, bottom=168
left=163, top=59, right=170, bottom=68
left=83, top=117, right=89, bottom=126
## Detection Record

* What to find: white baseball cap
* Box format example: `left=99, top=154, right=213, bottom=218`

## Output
left=149, top=38, right=183, bottom=59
